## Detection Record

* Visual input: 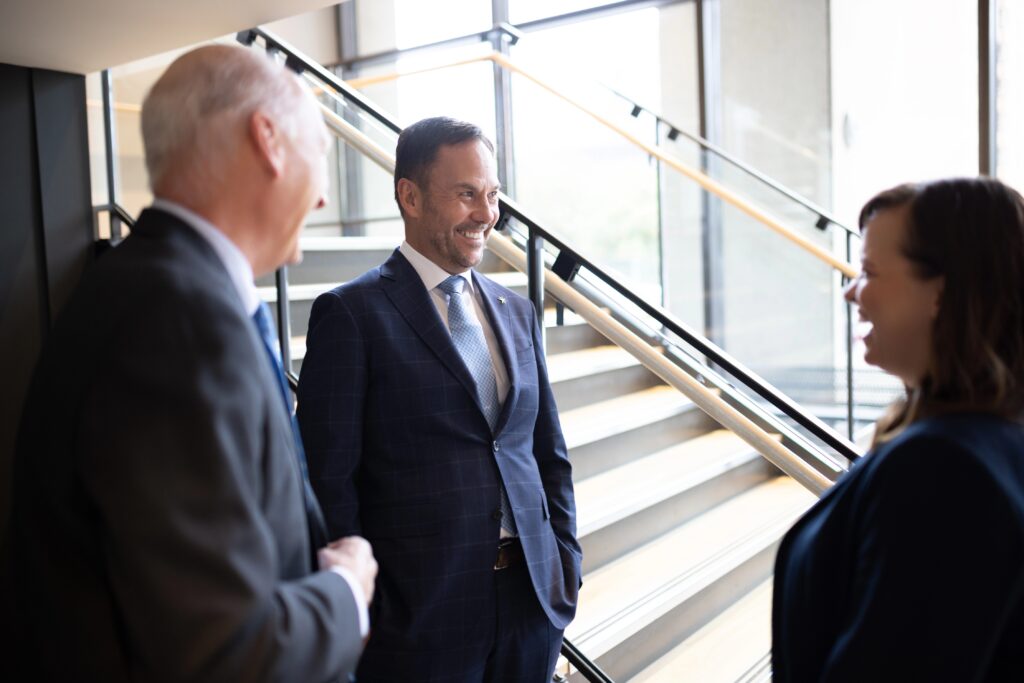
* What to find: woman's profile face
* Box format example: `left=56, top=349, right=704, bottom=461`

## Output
left=843, top=204, right=944, bottom=387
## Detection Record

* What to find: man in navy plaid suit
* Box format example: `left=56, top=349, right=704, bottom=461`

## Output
left=297, top=117, right=581, bottom=682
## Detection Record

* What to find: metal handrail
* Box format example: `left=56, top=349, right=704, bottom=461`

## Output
left=339, top=49, right=857, bottom=278
left=238, top=29, right=400, bottom=136
left=493, top=225, right=837, bottom=494
left=605, top=87, right=859, bottom=238
left=249, top=26, right=860, bottom=467
left=560, top=638, right=615, bottom=683
left=497, top=198, right=860, bottom=464
left=94, top=202, right=135, bottom=230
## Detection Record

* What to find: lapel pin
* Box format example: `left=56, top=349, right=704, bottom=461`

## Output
left=498, top=296, right=506, bottom=305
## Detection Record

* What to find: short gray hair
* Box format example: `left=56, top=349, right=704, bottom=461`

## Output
left=141, top=44, right=306, bottom=197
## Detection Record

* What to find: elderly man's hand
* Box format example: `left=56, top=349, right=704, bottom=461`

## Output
left=318, top=536, right=378, bottom=604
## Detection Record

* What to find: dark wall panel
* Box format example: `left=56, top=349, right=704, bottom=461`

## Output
left=0, top=62, right=46, bottom=681
left=0, top=63, right=46, bottom=515
left=32, top=69, right=93, bottom=319
left=0, top=67, right=92, bottom=657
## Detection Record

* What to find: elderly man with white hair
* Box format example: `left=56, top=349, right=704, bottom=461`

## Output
left=11, top=44, right=376, bottom=682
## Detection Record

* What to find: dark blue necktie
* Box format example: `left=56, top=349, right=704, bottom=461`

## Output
left=252, top=302, right=328, bottom=558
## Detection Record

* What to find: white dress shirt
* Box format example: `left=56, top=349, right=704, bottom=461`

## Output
left=399, top=240, right=510, bottom=402
left=151, top=199, right=261, bottom=316
left=149, top=199, right=370, bottom=636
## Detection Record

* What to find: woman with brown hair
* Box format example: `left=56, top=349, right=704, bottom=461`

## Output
left=772, top=177, right=1024, bottom=682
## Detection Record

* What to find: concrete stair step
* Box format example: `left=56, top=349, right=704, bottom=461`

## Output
left=560, top=386, right=717, bottom=479
left=547, top=345, right=661, bottom=412
left=564, top=477, right=814, bottom=681
left=575, top=430, right=775, bottom=573
left=542, top=314, right=607, bottom=356
left=630, top=579, right=774, bottom=683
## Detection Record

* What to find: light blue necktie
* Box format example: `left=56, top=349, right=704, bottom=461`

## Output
left=252, top=302, right=328, bottom=555
left=438, top=275, right=516, bottom=536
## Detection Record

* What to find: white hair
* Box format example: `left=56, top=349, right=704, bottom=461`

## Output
left=141, top=44, right=309, bottom=200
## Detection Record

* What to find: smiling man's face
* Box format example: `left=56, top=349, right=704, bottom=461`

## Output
left=405, top=139, right=500, bottom=274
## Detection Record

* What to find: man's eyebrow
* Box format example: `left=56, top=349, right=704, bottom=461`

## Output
left=451, top=181, right=502, bottom=193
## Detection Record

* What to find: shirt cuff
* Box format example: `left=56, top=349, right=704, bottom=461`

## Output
left=328, top=565, right=370, bottom=637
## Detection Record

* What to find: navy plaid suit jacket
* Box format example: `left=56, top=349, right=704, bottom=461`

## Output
left=297, top=249, right=581, bottom=661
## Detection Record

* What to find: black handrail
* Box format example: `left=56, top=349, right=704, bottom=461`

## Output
left=561, top=638, right=615, bottom=683
left=609, top=88, right=859, bottom=238
left=500, top=196, right=861, bottom=463
left=94, top=203, right=137, bottom=256
left=95, top=202, right=136, bottom=235
left=243, top=28, right=861, bottom=467
left=238, top=29, right=401, bottom=136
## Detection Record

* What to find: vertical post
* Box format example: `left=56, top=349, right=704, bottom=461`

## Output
left=337, top=0, right=366, bottom=235
left=696, top=0, right=723, bottom=346
left=845, top=232, right=854, bottom=441
left=527, top=228, right=545, bottom=346
left=491, top=0, right=516, bottom=197
left=654, top=118, right=667, bottom=306
left=978, top=0, right=997, bottom=176
left=275, top=267, right=294, bottom=382
left=100, top=69, right=121, bottom=242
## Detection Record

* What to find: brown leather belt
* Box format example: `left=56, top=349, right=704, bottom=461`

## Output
left=493, top=538, right=523, bottom=571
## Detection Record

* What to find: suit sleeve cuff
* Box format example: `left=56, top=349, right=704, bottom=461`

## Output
left=328, top=566, right=370, bottom=637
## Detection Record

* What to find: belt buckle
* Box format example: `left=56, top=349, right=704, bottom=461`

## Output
left=494, top=539, right=515, bottom=571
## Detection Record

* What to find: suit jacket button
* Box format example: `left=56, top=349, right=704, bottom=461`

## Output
left=493, top=441, right=500, bottom=452
left=492, top=509, right=503, bottom=520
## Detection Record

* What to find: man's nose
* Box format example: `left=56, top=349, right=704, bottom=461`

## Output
left=842, top=276, right=857, bottom=303
left=471, top=197, right=497, bottom=225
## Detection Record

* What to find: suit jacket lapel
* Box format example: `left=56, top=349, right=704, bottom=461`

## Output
left=474, top=272, right=520, bottom=435
left=380, top=250, right=483, bottom=414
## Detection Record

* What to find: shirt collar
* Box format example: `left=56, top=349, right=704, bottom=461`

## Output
left=399, top=240, right=476, bottom=295
left=151, top=198, right=261, bottom=316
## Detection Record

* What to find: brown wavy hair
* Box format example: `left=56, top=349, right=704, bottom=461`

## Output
left=858, top=177, right=1024, bottom=443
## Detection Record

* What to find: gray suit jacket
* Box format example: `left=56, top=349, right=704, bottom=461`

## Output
left=12, top=208, right=362, bottom=682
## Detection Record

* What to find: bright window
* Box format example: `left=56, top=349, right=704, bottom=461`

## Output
left=996, top=0, right=1024, bottom=191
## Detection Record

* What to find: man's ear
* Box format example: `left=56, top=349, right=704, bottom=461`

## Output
left=249, top=110, right=285, bottom=178
left=396, top=177, right=422, bottom=219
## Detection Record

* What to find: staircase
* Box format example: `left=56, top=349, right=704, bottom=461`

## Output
left=265, top=232, right=817, bottom=682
